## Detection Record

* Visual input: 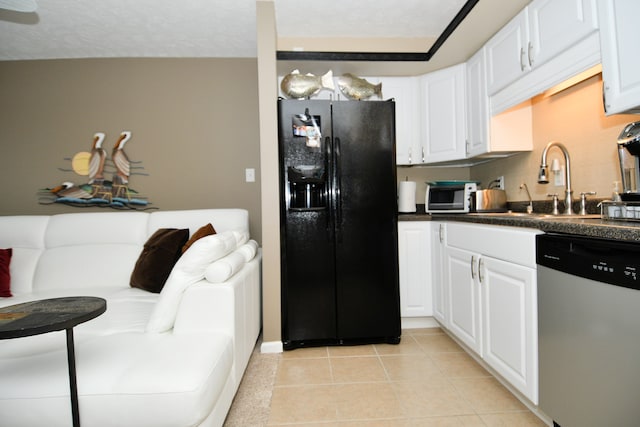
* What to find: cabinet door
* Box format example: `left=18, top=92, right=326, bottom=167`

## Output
left=382, top=77, right=422, bottom=165
left=482, top=256, right=538, bottom=404
left=397, top=222, right=433, bottom=317
left=599, top=0, right=640, bottom=115
left=445, top=245, right=482, bottom=354
left=431, top=222, right=447, bottom=326
left=466, top=48, right=490, bottom=158
left=486, top=9, right=530, bottom=95
left=528, top=0, right=598, bottom=69
left=420, top=64, right=467, bottom=163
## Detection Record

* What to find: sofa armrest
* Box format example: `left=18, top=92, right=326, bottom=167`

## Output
left=173, top=252, right=261, bottom=380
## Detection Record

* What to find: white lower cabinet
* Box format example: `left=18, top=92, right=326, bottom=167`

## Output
left=443, top=222, right=540, bottom=404
left=445, top=245, right=483, bottom=354
left=430, top=222, right=447, bottom=327
left=397, top=222, right=432, bottom=318
left=481, top=253, right=538, bottom=404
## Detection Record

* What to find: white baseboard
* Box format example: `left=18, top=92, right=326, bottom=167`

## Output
left=401, top=317, right=439, bottom=329
left=260, top=340, right=283, bottom=353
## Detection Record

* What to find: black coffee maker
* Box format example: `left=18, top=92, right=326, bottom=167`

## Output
left=617, top=121, right=640, bottom=201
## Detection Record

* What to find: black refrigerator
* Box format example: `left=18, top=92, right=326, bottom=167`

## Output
left=278, top=98, right=401, bottom=350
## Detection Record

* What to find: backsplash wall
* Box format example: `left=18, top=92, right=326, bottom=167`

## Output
left=473, top=74, right=638, bottom=203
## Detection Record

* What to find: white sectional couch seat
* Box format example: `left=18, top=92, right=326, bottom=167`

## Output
left=0, top=209, right=261, bottom=427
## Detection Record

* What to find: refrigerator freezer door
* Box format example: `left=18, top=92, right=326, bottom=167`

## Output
left=278, top=100, right=337, bottom=345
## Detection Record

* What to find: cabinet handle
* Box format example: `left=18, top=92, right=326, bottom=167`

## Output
left=421, top=147, right=425, bottom=163
left=602, top=82, right=609, bottom=114
left=408, top=147, right=412, bottom=164
left=520, top=47, right=526, bottom=71
left=528, top=42, right=534, bottom=67
left=471, top=255, right=477, bottom=279
left=478, top=258, right=485, bottom=283
left=438, top=224, right=444, bottom=243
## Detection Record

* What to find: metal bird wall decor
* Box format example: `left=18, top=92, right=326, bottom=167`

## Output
left=39, top=131, right=153, bottom=210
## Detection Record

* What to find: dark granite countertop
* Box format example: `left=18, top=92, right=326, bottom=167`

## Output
left=399, top=211, right=640, bottom=242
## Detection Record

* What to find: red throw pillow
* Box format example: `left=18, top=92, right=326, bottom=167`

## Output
left=0, top=248, right=12, bottom=297
left=130, top=229, right=189, bottom=293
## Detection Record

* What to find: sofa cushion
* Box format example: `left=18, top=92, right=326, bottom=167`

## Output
left=182, top=223, right=216, bottom=254
left=0, top=248, right=12, bottom=297
left=130, top=228, right=189, bottom=293
left=236, top=240, right=259, bottom=262
left=204, top=250, right=246, bottom=284
left=146, top=232, right=237, bottom=333
left=0, top=332, right=234, bottom=427
left=32, top=212, right=149, bottom=293
left=147, top=209, right=248, bottom=236
left=45, top=212, right=148, bottom=247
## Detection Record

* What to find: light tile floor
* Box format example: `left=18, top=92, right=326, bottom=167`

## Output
left=267, top=328, right=547, bottom=426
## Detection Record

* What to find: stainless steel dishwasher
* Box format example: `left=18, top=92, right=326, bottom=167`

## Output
left=537, top=233, right=640, bottom=427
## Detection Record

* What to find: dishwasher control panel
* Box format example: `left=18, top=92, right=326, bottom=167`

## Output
left=537, top=233, right=640, bottom=290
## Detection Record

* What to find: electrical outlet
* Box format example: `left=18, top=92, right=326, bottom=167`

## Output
left=497, top=176, right=505, bottom=190
left=245, top=168, right=255, bottom=183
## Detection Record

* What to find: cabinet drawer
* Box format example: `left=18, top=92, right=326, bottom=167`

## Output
left=446, top=222, right=540, bottom=267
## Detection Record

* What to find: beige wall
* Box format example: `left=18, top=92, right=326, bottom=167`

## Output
left=0, top=58, right=262, bottom=241
left=472, top=74, right=638, bottom=202
left=256, top=0, right=282, bottom=346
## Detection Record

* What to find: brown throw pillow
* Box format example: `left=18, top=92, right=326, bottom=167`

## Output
left=0, top=248, right=12, bottom=297
left=182, top=223, right=216, bottom=253
left=130, top=228, right=189, bottom=293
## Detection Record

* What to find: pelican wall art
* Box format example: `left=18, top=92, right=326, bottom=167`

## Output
left=39, top=131, right=153, bottom=210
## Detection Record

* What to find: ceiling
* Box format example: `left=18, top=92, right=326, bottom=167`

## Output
left=0, top=0, right=530, bottom=74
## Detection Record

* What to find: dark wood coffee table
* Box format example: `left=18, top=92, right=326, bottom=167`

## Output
left=0, top=296, right=107, bottom=427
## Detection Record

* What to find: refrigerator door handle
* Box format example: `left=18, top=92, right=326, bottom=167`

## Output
left=334, top=137, right=343, bottom=241
left=324, top=136, right=332, bottom=232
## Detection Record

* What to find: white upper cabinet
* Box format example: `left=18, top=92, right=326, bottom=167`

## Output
left=420, top=64, right=467, bottom=164
left=487, top=0, right=598, bottom=95
left=381, top=77, right=423, bottom=165
left=466, top=48, right=534, bottom=158
left=599, top=0, right=640, bottom=115
left=528, top=0, right=598, bottom=68
left=486, top=10, right=530, bottom=96
left=466, top=48, right=490, bottom=158
left=486, top=0, right=600, bottom=112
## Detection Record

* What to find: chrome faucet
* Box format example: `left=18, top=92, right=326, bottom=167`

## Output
left=538, top=141, right=574, bottom=215
left=520, top=183, right=533, bottom=213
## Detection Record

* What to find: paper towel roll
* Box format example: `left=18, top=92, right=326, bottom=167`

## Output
left=398, top=181, right=417, bottom=213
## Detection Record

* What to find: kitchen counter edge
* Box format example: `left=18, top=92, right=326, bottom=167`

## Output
left=398, top=213, right=640, bottom=242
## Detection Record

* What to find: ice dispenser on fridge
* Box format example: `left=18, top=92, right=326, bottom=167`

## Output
left=617, top=121, right=640, bottom=201
left=287, top=165, right=326, bottom=210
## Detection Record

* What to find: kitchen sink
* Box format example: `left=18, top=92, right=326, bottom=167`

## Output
left=469, top=212, right=533, bottom=217
left=470, top=212, right=601, bottom=220
left=537, top=213, right=601, bottom=220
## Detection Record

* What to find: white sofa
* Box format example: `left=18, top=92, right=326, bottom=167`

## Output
left=0, top=209, right=261, bottom=427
